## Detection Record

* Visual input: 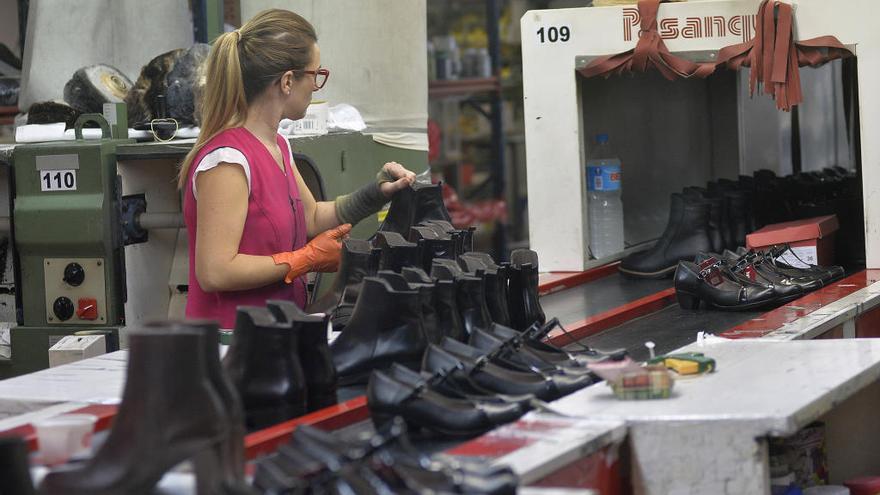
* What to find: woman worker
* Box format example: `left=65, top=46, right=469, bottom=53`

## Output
left=179, top=9, right=416, bottom=328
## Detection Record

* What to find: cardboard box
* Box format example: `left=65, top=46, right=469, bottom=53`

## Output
left=746, top=215, right=839, bottom=267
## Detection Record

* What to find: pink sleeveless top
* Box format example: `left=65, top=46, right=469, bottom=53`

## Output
left=183, top=127, right=308, bottom=328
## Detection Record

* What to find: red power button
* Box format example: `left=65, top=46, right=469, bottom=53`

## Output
left=77, top=298, right=98, bottom=320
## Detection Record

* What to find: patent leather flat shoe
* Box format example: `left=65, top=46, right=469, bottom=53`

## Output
left=694, top=252, right=805, bottom=304
left=367, top=370, right=524, bottom=437
left=469, top=327, right=593, bottom=377
left=674, top=259, right=779, bottom=310
left=434, top=340, right=593, bottom=400
left=388, top=363, right=534, bottom=413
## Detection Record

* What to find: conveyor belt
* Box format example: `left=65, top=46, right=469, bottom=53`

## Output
left=575, top=305, right=764, bottom=361
left=541, top=273, right=671, bottom=326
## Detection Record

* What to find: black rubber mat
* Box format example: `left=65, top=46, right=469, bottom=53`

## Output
left=541, top=273, right=672, bottom=326
left=573, top=305, right=764, bottom=361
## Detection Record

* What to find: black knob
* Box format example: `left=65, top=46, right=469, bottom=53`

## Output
left=53, top=297, right=75, bottom=321
left=63, top=263, right=85, bottom=287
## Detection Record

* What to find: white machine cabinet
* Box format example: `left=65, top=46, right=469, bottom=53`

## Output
left=521, top=0, right=880, bottom=272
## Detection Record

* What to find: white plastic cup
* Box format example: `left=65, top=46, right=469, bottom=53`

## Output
left=33, top=414, right=98, bottom=465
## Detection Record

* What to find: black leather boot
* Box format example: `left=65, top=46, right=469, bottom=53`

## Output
left=723, top=190, right=750, bottom=249
left=507, top=249, right=546, bottom=331
left=620, top=194, right=713, bottom=279
left=375, top=231, right=420, bottom=272
left=400, top=267, right=445, bottom=345
left=434, top=259, right=493, bottom=338
left=167, top=320, right=246, bottom=485
left=426, top=262, right=468, bottom=342
left=424, top=220, right=475, bottom=255
left=674, top=259, right=779, bottom=310
left=268, top=300, right=338, bottom=412
left=0, top=437, right=35, bottom=495
left=377, top=270, right=441, bottom=345
left=683, top=188, right=725, bottom=253
left=367, top=370, right=524, bottom=437
left=409, top=225, right=456, bottom=273
left=308, top=238, right=377, bottom=314
left=459, top=252, right=512, bottom=327
left=42, top=327, right=230, bottom=495
left=378, top=182, right=452, bottom=236
left=222, top=307, right=306, bottom=430
left=330, top=277, right=427, bottom=385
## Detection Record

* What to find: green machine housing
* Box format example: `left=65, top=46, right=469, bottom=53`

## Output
left=8, top=116, right=131, bottom=376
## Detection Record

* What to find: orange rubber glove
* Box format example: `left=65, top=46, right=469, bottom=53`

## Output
left=272, top=224, right=352, bottom=283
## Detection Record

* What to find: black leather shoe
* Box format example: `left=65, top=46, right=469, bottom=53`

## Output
left=375, top=231, right=420, bottom=272
left=268, top=300, right=338, bottom=412
left=223, top=307, right=307, bottom=430
left=674, top=259, right=779, bottom=310
left=433, top=340, right=592, bottom=400
left=693, top=252, right=806, bottom=304
left=331, top=277, right=427, bottom=385
left=388, top=363, right=534, bottom=413
left=459, top=252, right=512, bottom=327
left=469, top=327, right=593, bottom=377
left=507, top=249, right=546, bottom=331
left=761, top=245, right=845, bottom=285
left=308, top=238, right=378, bottom=314
left=367, top=370, right=524, bottom=437
left=720, top=250, right=822, bottom=293
left=620, top=194, right=713, bottom=278
left=524, top=318, right=628, bottom=363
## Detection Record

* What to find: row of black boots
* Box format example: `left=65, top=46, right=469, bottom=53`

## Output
left=620, top=167, right=863, bottom=279
left=674, top=245, right=844, bottom=311
left=253, top=418, right=518, bottom=495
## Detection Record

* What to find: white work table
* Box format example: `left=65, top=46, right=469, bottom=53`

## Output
left=552, top=338, right=880, bottom=494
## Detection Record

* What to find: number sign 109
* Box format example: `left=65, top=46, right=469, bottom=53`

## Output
left=537, top=26, right=570, bottom=43
left=40, top=170, right=77, bottom=192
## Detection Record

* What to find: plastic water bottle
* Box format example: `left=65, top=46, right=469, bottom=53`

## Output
left=586, top=134, right=624, bottom=259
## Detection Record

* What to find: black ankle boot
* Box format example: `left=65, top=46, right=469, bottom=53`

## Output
left=367, top=370, right=524, bottom=437
left=378, top=183, right=452, bottom=236
left=0, top=437, right=35, bottom=495
left=169, top=320, right=246, bottom=485
left=507, top=249, right=546, bottom=331
left=459, top=252, right=512, bottom=327
left=268, top=301, right=338, bottom=412
left=377, top=269, right=441, bottom=345
left=434, top=259, right=493, bottom=338
left=375, top=231, right=420, bottom=272
left=330, top=277, right=427, bottom=385
left=426, top=263, right=468, bottom=342
left=308, top=238, right=377, bottom=314
left=409, top=226, right=456, bottom=273
left=723, top=190, right=750, bottom=249
left=222, top=307, right=306, bottom=430
left=620, top=194, right=713, bottom=279
left=42, top=327, right=230, bottom=495
left=400, top=267, right=445, bottom=345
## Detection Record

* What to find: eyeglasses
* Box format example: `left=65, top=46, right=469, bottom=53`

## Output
left=291, top=68, right=330, bottom=89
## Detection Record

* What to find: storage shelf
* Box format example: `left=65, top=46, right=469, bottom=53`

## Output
left=429, top=77, right=500, bottom=98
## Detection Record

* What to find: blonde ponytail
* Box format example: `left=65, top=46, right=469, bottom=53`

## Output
left=178, top=9, right=317, bottom=189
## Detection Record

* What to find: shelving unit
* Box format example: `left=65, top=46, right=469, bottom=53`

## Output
left=428, top=0, right=508, bottom=256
